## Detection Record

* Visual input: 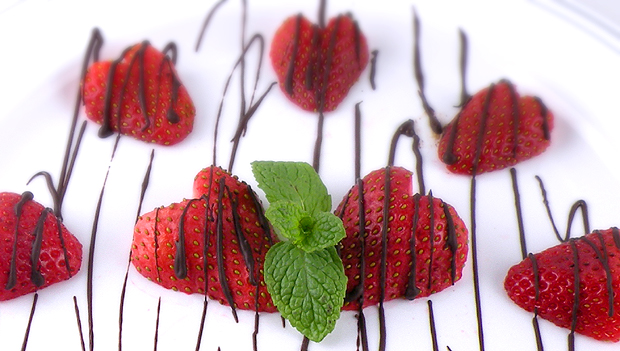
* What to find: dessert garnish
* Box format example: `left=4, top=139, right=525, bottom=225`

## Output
left=437, top=79, right=554, bottom=175
left=251, top=160, right=347, bottom=342
left=505, top=228, right=620, bottom=343
left=82, top=40, right=196, bottom=146
left=269, top=1, right=369, bottom=113
left=131, top=165, right=277, bottom=315
left=0, top=191, right=82, bottom=301
left=505, top=170, right=620, bottom=346
left=413, top=11, right=554, bottom=175
left=337, top=167, right=468, bottom=308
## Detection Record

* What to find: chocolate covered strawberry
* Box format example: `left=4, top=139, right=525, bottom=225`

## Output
left=83, top=42, right=195, bottom=146
left=504, top=228, right=620, bottom=342
left=336, top=166, right=468, bottom=310
left=131, top=166, right=276, bottom=313
left=437, top=80, right=553, bottom=175
left=0, top=192, right=82, bottom=301
left=270, top=13, right=369, bottom=112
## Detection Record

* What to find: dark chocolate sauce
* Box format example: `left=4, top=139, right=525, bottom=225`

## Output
left=118, top=150, right=156, bottom=351
left=153, top=297, right=161, bottom=351
left=369, top=50, right=378, bottom=90
left=305, top=27, right=320, bottom=91
left=225, top=186, right=257, bottom=285
left=467, top=83, right=496, bottom=351
left=6, top=191, right=34, bottom=290
left=317, top=0, right=327, bottom=28
left=73, top=296, right=87, bottom=351
left=568, top=240, right=580, bottom=351
left=458, top=29, right=470, bottom=105
left=312, top=112, right=326, bottom=172
left=426, top=191, right=436, bottom=290
left=412, top=9, right=441, bottom=135
left=536, top=176, right=590, bottom=242
left=195, top=0, right=228, bottom=51
left=215, top=177, right=239, bottom=323
left=378, top=165, right=390, bottom=351
left=510, top=168, right=528, bottom=259
left=21, top=293, right=39, bottom=351
left=98, top=40, right=184, bottom=140
left=30, top=208, right=53, bottom=287
left=442, top=200, right=458, bottom=284
left=285, top=15, right=303, bottom=95
left=405, top=194, right=421, bottom=299
left=427, top=300, right=439, bottom=351
left=511, top=169, right=544, bottom=350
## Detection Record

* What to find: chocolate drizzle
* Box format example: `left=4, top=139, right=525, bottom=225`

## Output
left=536, top=175, right=589, bottom=242
left=285, top=15, right=303, bottom=95
left=215, top=177, right=239, bottom=322
left=405, top=194, right=421, bottom=299
left=21, top=293, right=39, bottom=351
left=378, top=166, right=390, bottom=351
left=510, top=169, right=544, bottom=350
left=97, top=40, right=184, bottom=140
left=412, top=9, right=441, bottom=135
left=427, top=300, right=439, bottom=351
left=467, top=83, right=496, bottom=351
left=153, top=297, right=162, bottom=351
left=458, top=29, right=470, bottom=105
left=30, top=208, right=53, bottom=287
left=73, top=296, right=87, bottom=351
left=568, top=240, right=580, bottom=351
left=369, top=50, right=378, bottom=90
left=174, top=198, right=202, bottom=279
left=6, top=191, right=33, bottom=290
left=426, top=191, right=436, bottom=290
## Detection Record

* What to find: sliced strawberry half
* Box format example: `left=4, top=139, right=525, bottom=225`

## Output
left=83, top=42, right=195, bottom=146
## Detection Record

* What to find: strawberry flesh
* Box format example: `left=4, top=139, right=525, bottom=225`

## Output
left=336, top=167, right=468, bottom=310
left=270, top=14, right=369, bottom=112
left=83, top=42, right=195, bottom=146
left=0, top=192, right=82, bottom=301
left=131, top=166, right=276, bottom=312
left=504, top=228, right=620, bottom=341
left=438, top=80, right=553, bottom=175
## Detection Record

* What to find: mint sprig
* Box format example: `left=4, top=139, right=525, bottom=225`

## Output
left=252, top=161, right=346, bottom=342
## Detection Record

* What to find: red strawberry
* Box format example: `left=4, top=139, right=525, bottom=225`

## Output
left=0, top=192, right=82, bottom=301
left=438, top=80, right=553, bottom=175
left=335, top=167, right=468, bottom=310
left=270, top=13, right=369, bottom=113
left=504, top=228, right=620, bottom=342
left=131, top=166, right=277, bottom=313
left=83, top=42, right=195, bottom=146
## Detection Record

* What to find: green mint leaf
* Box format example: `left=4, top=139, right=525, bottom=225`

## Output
left=251, top=161, right=331, bottom=215
left=265, top=242, right=347, bottom=342
left=265, top=202, right=346, bottom=252
left=265, top=201, right=307, bottom=242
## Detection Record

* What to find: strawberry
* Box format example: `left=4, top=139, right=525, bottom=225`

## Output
left=335, top=167, right=468, bottom=310
left=82, top=42, right=195, bottom=146
left=0, top=192, right=82, bottom=301
left=437, top=80, right=553, bottom=175
left=131, top=166, right=277, bottom=313
left=269, top=13, right=369, bottom=113
left=504, top=228, right=620, bottom=342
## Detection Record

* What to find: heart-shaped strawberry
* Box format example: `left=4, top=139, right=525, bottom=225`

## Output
left=437, top=80, right=553, bottom=175
left=336, top=167, right=469, bottom=310
left=269, top=13, right=369, bottom=113
left=83, top=42, right=196, bottom=146
left=505, top=228, right=620, bottom=341
left=0, top=192, right=82, bottom=301
left=131, top=166, right=277, bottom=313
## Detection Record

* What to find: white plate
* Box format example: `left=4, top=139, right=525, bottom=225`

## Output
left=1, top=0, right=620, bottom=350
